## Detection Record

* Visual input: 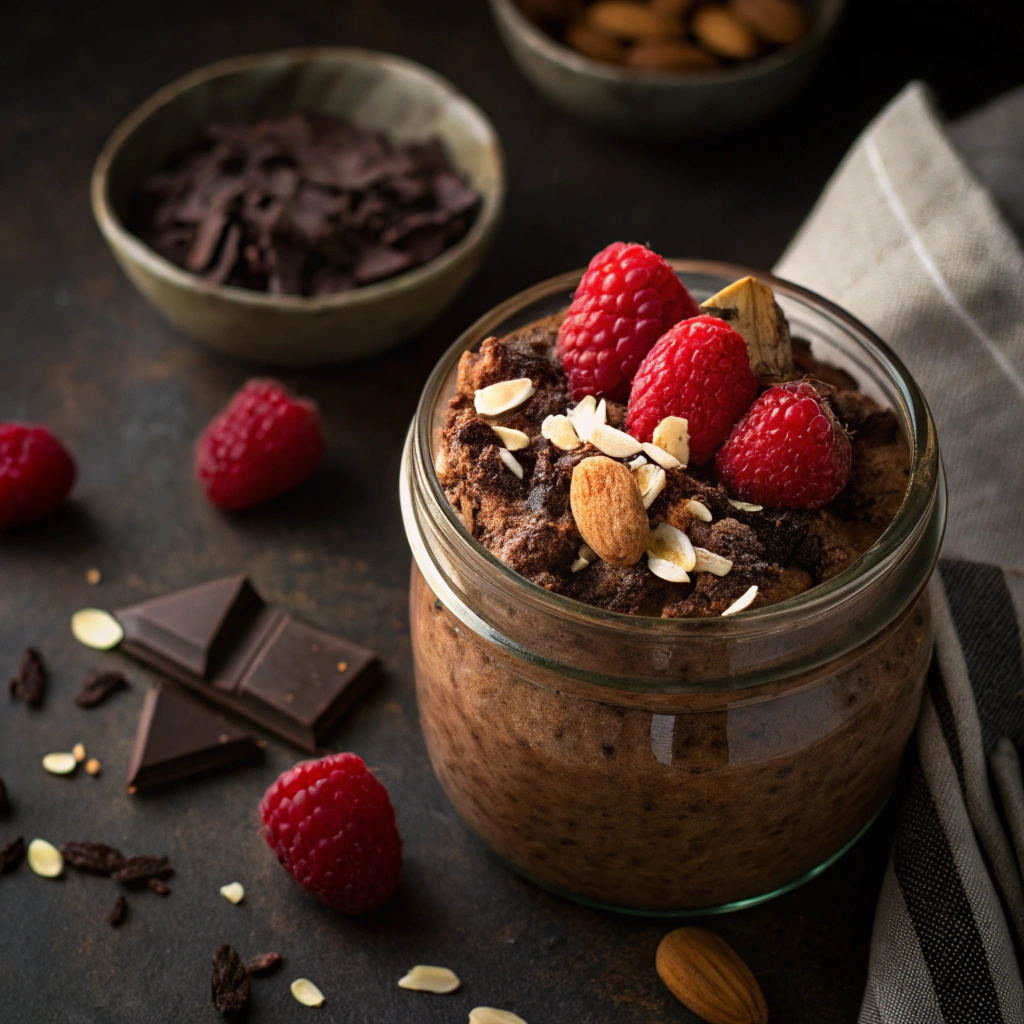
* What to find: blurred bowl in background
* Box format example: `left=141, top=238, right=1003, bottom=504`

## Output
left=489, top=0, right=845, bottom=140
left=91, top=48, right=505, bottom=366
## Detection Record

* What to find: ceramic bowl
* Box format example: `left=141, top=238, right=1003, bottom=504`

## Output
left=91, top=48, right=505, bottom=366
left=489, top=0, right=845, bottom=140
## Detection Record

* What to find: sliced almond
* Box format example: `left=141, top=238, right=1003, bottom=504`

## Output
left=648, top=555, right=690, bottom=583
left=71, top=608, right=124, bottom=651
left=569, top=395, right=606, bottom=442
left=570, top=457, right=650, bottom=567
left=651, top=417, right=689, bottom=467
left=474, top=378, right=535, bottom=416
left=728, top=498, right=763, bottom=512
left=570, top=557, right=590, bottom=573
left=685, top=499, right=713, bottom=522
left=641, top=442, right=682, bottom=470
left=398, top=965, right=461, bottom=994
left=490, top=425, right=530, bottom=451
left=591, top=423, right=644, bottom=459
left=469, top=1009, right=529, bottom=1024
left=635, top=463, right=667, bottom=510
left=27, top=838, right=64, bottom=878
left=648, top=521, right=696, bottom=572
left=42, top=752, right=77, bottom=775
left=722, top=585, right=759, bottom=616
left=290, top=978, right=326, bottom=1007
left=498, top=448, right=524, bottom=480
left=72, top=742, right=86, bottom=763
left=627, top=455, right=648, bottom=470
left=579, top=543, right=598, bottom=562
left=220, top=882, right=245, bottom=904
left=693, top=547, right=733, bottom=576
left=701, top=276, right=793, bottom=380
left=541, top=414, right=580, bottom=450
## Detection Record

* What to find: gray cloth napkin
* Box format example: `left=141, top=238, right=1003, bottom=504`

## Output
left=774, top=82, right=1024, bottom=1023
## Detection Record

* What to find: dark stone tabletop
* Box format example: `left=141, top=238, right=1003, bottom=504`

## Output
left=1, top=1, right=1020, bottom=1020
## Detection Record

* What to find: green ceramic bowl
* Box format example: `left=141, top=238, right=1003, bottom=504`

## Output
left=91, top=48, right=505, bottom=366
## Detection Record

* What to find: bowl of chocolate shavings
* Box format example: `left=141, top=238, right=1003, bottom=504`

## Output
left=91, top=48, right=505, bottom=365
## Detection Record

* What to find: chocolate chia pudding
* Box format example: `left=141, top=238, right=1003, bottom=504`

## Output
left=403, top=260, right=944, bottom=912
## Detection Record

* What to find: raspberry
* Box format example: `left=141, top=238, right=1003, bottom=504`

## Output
left=626, top=315, right=757, bottom=465
left=259, top=753, right=402, bottom=915
left=715, top=381, right=852, bottom=509
left=556, top=242, right=701, bottom=402
left=0, top=424, right=76, bottom=529
left=195, top=379, right=324, bottom=510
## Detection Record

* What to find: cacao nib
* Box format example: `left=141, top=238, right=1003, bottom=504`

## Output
left=108, top=895, right=127, bottom=927
left=75, top=670, right=129, bottom=708
left=147, top=877, right=171, bottom=896
left=246, top=952, right=282, bottom=976
left=0, top=776, right=9, bottom=812
left=114, top=855, right=173, bottom=887
left=1, top=835, right=25, bottom=874
left=9, top=648, right=45, bottom=706
left=61, top=841, right=127, bottom=875
left=212, top=944, right=250, bottom=1016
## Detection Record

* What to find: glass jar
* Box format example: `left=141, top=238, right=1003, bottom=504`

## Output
left=400, top=261, right=945, bottom=915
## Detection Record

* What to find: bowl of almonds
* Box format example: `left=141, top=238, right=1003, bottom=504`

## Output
left=490, top=0, right=844, bottom=139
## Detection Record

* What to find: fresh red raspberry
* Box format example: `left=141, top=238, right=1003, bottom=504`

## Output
left=195, top=379, right=324, bottom=510
left=0, top=424, right=76, bottom=529
left=556, top=242, right=701, bottom=402
left=626, top=315, right=757, bottom=465
left=715, top=381, right=852, bottom=508
left=259, top=753, right=402, bottom=915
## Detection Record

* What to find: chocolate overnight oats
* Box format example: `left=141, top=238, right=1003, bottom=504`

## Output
left=402, top=250, right=944, bottom=913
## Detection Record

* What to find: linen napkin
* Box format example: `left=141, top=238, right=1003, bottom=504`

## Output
left=775, top=82, right=1024, bottom=1023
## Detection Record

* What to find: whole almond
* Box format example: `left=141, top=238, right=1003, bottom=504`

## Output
left=691, top=5, right=759, bottom=59
left=656, top=927, right=768, bottom=1024
left=729, top=0, right=805, bottom=44
left=587, top=1, right=681, bottom=40
left=566, top=19, right=624, bottom=63
left=570, top=457, right=650, bottom=567
left=627, top=41, right=719, bottom=71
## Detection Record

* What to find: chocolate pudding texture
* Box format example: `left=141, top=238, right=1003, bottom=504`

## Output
left=411, top=307, right=931, bottom=912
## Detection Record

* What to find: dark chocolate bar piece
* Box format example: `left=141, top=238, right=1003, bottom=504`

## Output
left=127, top=684, right=263, bottom=793
left=115, top=576, right=378, bottom=752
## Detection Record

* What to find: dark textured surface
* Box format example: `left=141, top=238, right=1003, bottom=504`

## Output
left=0, top=1, right=1020, bottom=1021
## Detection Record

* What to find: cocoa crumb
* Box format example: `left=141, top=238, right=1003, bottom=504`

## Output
left=1, top=835, right=25, bottom=874
left=212, top=944, right=250, bottom=1016
left=114, top=855, right=173, bottom=887
left=108, top=895, right=127, bottom=927
left=61, top=841, right=127, bottom=875
left=75, top=670, right=130, bottom=708
left=246, top=952, right=282, bottom=976
left=9, top=648, right=45, bottom=706
left=0, top=776, right=9, bottom=813
left=147, top=877, right=171, bottom=896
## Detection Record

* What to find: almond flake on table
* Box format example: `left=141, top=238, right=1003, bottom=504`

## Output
left=290, top=978, right=326, bottom=1007
left=685, top=499, right=713, bottom=522
left=541, top=414, right=580, bottom=450
left=641, top=442, right=682, bottom=470
left=474, top=378, right=535, bottom=416
left=498, top=448, right=524, bottom=479
left=651, top=416, right=689, bottom=466
left=722, top=585, right=758, bottom=616
left=71, top=608, right=124, bottom=650
left=634, top=463, right=667, bottom=510
left=27, top=839, right=63, bottom=878
left=591, top=423, right=643, bottom=459
left=220, top=882, right=245, bottom=904
left=397, top=965, right=461, bottom=994
left=693, top=547, right=733, bottom=576
left=728, top=498, right=763, bottom=512
left=490, top=425, right=530, bottom=450
left=469, top=1006, right=529, bottom=1024
left=42, top=752, right=77, bottom=775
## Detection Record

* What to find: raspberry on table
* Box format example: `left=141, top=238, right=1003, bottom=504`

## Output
left=195, top=379, right=324, bottom=510
left=556, top=241, right=701, bottom=403
left=626, top=315, right=757, bottom=465
left=0, top=423, right=76, bottom=529
left=715, top=381, right=852, bottom=509
left=259, top=752, right=402, bottom=915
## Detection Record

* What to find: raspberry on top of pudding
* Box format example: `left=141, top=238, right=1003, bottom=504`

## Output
left=435, top=243, right=910, bottom=618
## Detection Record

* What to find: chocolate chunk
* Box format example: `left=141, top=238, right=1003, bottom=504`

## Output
left=108, top=895, right=127, bottom=927
left=0, top=777, right=9, bottom=813
left=126, top=684, right=263, bottom=793
left=114, top=855, right=173, bottom=887
left=212, top=944, right=250, bottom=1017
left=246, top=952, right=282, bottom=976
left=9, top=648, right=45, bottom=706
left=1, top=835, right=25, bottom=874
left=116, top=575, right=379, bottom=752
left=353, top=244, right=414, bottom=285
left=61, top=841, right=127, bottom=875
left=148, top=877, right=171, bottom=896
left=75, top=670, right=130, bottom=708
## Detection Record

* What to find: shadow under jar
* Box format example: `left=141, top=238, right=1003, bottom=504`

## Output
left=401, top=261, right=945, bottom=915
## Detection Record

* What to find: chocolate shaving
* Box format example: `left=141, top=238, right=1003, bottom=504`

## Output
left=61, top=841, right=127, bottom=875
left=114, top=855, right=173, bottom=887
left=147, top=877, right=171, bottom=896
left=212, top=944, right=250, bottom=1016
left=1, top=836, right=25, bottom=874
left=108, top=895, right=127, bottom=927
left=0, top=777, right=9, bottom=813
left=75, top=670, right=130, bottom=708
left=246, top=952, right=282, bottom=976
left=9, top=648, right=45, bottom=706
left=131, top=112, right=479, bottom=297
